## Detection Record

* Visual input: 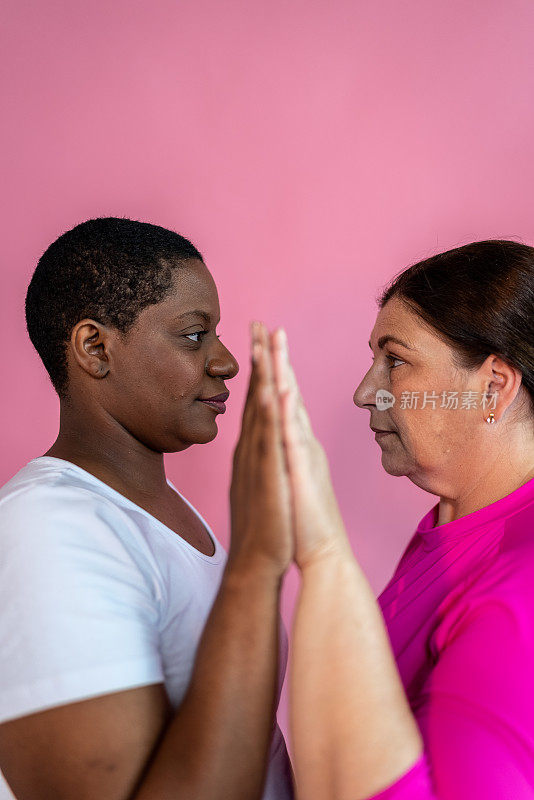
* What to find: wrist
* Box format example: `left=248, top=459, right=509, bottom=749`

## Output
left=297, top=538, right=354, bottom=574
left=224, top=552, right=286, bottom=589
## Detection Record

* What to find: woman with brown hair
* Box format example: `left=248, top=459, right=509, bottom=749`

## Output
left=260, top=239, right=534, bottom=798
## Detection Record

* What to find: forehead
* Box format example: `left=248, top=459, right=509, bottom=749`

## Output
left=147, top=258, right=220, bottom=320
left=370, top=296, right=444, bottom=352
left=373, top=297, right=414, bottom=333
left=170, top=259, right=219, bottom=307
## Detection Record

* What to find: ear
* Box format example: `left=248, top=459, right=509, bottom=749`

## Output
left=480, top=354, right=523, bottom=421
left=70, top=319, right=111, bottom=380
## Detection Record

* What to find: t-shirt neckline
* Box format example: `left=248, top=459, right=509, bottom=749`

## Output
left=27, top=456, right=223, bottom=564
left=416, top=474, right=534, bottom=551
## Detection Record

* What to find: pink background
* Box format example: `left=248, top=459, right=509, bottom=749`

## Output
left=2, top=0, right=534, bottom=750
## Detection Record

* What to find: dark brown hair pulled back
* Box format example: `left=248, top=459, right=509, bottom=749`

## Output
left=379, top=239, right=534, bottom=420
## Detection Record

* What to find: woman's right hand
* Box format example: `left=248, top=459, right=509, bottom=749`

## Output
left=228, top=321, right=294, bottom=579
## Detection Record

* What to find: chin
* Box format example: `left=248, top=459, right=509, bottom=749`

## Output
left=380, top=454, right=407, bottom=477
left=382, top=464, right=407, bottom=477
left=192, top=422, right=219, bottom=445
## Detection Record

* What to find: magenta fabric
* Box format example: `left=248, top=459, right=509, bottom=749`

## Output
left=364, top=477, right=534, bottom=798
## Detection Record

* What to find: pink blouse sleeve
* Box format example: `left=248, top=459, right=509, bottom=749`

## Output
left=364, top=591, right=534, bottom=799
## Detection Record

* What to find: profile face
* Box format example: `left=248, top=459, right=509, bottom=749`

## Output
left=352, top=296, right=488, bottom=489
left=98, top=258, right=239, bottom=452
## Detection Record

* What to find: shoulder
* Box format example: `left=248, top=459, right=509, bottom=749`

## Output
left=432, top=521, right=534, bottom=657
left=2, top=462, right=129, bottom=513
left=2, top=463, right=142, bottom=540
left=0, top=467, right=162, bottom=593
left=470, top=504, right=534, bottom=604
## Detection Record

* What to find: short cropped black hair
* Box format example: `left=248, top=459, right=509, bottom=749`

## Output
left=25, top=216, right=204, bottom=400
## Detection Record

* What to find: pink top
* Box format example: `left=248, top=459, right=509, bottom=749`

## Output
left=366, top=476, right=534, bottom=799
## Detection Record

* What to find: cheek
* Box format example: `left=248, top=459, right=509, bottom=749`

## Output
left=117, top=360, right=201, bottom=420
left=396, top=406, right=476, bottom=466
left=152, top=353, right=204, bottom=402
left=387, top=368, right=482, bottom=463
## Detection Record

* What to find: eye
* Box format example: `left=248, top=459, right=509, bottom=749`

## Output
left=369, top=354, right=404, bottom=369
left=183, top=330, right=222, bottom=344
left=184, top=330, right=207, bottom=343
left=386, top=355, right=404, bottom=369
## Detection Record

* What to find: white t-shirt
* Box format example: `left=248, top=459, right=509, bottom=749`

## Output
left=0, top=456, right=293, bottom=800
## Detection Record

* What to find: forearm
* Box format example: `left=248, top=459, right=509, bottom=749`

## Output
left=290, top=549, right=423, bottom=800
left=135, top=559, right=283, bottom=800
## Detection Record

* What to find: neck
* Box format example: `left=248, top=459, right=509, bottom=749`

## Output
left=436, top=430, right=534, bottom=525
left=42, top=401, right=171, bottom=497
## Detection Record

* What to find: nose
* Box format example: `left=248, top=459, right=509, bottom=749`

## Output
left=353, top=368, right=377, bottom=410
left=206, top=338, right=240, bottom=379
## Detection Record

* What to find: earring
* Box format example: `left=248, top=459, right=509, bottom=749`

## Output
left=486, top=412, right=496, bottom=424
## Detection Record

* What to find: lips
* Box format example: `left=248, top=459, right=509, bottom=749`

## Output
left=198, top=391, right=229, bottom=414
left=200, top=392, right=230, bottom=403
left=371, top=426, right=397, bottom=441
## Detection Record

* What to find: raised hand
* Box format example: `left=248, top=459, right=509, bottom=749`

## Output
left=271, top=328, right=352, bottom=570
left=228, top=321, right=294, bottom=577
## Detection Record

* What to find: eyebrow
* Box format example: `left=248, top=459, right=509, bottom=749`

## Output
left=368, top=335, right=415, bottom=351
left=174, top=310, right=212, bottom=323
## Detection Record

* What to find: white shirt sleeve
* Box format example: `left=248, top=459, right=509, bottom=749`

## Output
left=0, top=484, right=165, bottom=724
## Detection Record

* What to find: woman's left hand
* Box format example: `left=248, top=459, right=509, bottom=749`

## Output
left=271, top=328, right=353, bottom=570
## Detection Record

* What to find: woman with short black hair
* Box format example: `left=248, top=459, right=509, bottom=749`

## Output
left=0, top=217, right=295, bottom=800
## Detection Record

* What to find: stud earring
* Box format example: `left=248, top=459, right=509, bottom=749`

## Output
left=486, top=412, right=496, bottom=424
